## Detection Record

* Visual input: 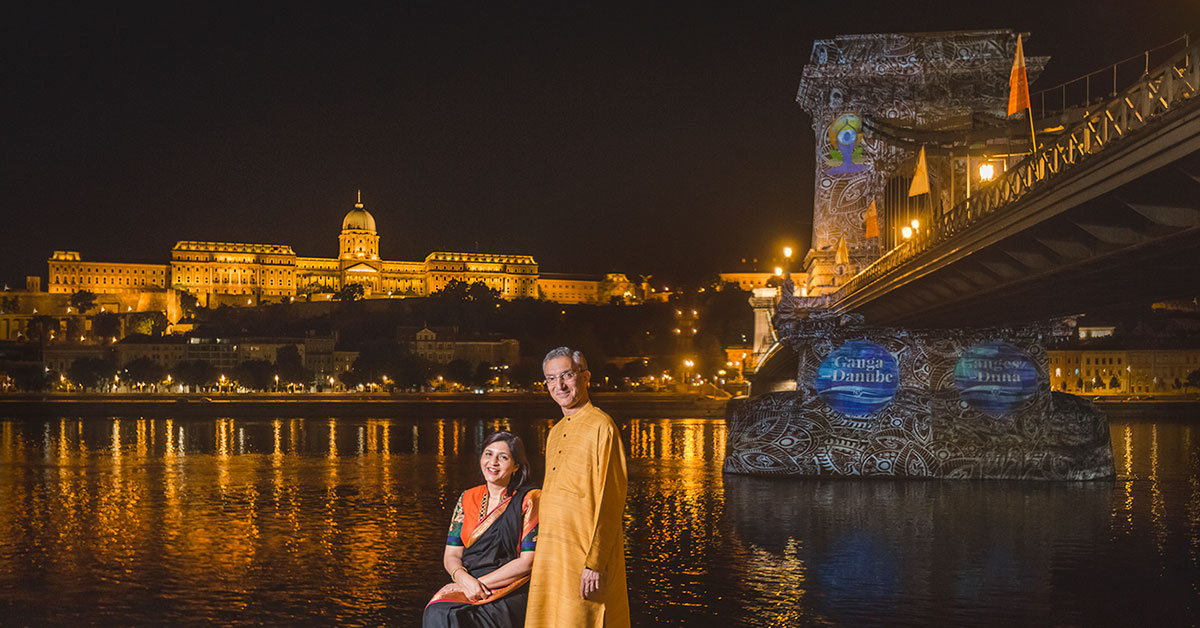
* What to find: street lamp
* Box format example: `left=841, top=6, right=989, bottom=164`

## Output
left=978, top=162, right=995, bottom=182
left=901, top=226, right=913, bottom=239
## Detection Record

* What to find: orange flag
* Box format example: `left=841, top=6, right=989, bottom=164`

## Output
left=908, top=146, right=929, bottom=197
left=1008, top=34, right=1031, bottom=116
left=835, top=236, right=849, bottom=265
left=864, top=200, right=879, bottom=238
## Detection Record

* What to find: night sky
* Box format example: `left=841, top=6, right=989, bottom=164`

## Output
left=2, top=1, right=1194, bottom=288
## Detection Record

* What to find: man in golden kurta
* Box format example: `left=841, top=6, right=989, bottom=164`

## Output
left=526, top=347, right=629, bottom=627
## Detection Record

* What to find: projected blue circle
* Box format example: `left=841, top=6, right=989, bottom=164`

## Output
left=954, top=341, right=1039, bottom=417
left=815, top=340, right=899, bottom=417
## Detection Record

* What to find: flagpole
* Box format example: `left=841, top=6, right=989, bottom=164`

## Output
left=1027, top=107, right=1038, bottom=152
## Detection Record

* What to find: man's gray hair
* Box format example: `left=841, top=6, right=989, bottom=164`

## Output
left=543, top=346, right=588, bottom=372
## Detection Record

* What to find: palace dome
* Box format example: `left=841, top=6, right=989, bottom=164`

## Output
left=342, top=199, right=377, bottom=232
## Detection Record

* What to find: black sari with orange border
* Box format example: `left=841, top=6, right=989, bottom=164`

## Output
left=423, top=485, right=540, bottom=628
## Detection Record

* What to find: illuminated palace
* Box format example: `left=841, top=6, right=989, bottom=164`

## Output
left=44, top=194, right=623, bottom=307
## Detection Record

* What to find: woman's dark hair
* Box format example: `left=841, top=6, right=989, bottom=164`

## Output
left=481, top=431, right=531, bottom=495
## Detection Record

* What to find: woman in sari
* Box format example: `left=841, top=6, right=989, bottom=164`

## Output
left=424, top=431, right=540, bottom=628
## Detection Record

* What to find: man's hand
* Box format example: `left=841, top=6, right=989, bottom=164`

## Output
left=580, top=567, right=602, bottom=600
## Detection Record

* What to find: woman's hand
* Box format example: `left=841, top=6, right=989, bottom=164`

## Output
left=433, top=582, right=462, bottom=597
left=457, top=573, right=492, bottom=602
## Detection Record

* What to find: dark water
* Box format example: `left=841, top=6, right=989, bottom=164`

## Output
left=0, top=415, right=1196, bottom=627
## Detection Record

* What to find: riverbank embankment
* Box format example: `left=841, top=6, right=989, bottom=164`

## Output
left=0, top=392, right=732, bottom=419
left=3, top=393, right=1194, bottom=421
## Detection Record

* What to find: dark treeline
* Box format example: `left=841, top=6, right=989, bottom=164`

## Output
left=2, top=281, right=756, bottom=392
left=191, top=280, right=755, bottom=388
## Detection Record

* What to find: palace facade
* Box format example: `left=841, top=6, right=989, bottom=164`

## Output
left=48, top=195, right=547, bottom=307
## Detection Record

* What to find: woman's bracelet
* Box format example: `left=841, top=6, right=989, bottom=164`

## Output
left=450, top=566, right=466, bottom=582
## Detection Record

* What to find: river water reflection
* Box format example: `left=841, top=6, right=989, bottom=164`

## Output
left=0, top=415, right=1196, bottom=626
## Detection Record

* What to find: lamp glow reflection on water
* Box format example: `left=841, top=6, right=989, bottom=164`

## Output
left=0, top=416, right=1195, bottom=626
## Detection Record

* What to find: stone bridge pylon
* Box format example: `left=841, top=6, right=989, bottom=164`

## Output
left=729, top=30, right=1115, bottom=481
left=797, top=29, right=1046, bottom=296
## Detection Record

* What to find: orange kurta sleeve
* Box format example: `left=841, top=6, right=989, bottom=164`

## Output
left=584, top=415, right=627, bottom=574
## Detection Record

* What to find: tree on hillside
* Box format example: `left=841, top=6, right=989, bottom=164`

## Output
left=445, top=359, right=473, bottom=386
left=276, top=344, right=302, bottom=367
left=339, top=368, right=364, bottom=389
left=9, top=365, right=52, bottom=391
left=472, top=361, right=494, bottom=387
left=275, top=344, right=312, bottom=385
left=430, top=279, right=469, bottom=300
left=466, top=282, right=499, bottom=302
left=334, top=283, right=365, bottom=302
left=233, top=359, right=276, bottom=391
left=130, top=311, right=168, bottom=336
left=69, top=289, right=97, bottom=313
left=692, top=333, right=728, bottom=381
left=700, top=283, right=754, bottom=346
left=299, top=282, right=326, bottom=302
left=178, top=291, right=200, bottom=319
left=68, top=357, right=115, bottom=390
left=349, top=342, right=426, bottom=389
left=176, top=360, right=218, bottom=390
left=508, top=359, right=545, bottom=389
left=24, top=315, right=60, bottom=345
left=93, top=312, right=122, bottom=340
left=122, top=357, right=166, bottom=389
left=425, top=280, right=502, bottom=334
left=66, top=316, right=87, bottom=341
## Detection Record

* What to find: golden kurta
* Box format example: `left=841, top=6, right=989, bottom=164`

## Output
left=526, top=403, right=629, bottom=627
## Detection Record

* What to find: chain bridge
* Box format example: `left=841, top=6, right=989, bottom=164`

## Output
left=728, top=30, right=1196, bottom=480
left=750, top=30, right=1198, bottom=386
left=832, top=41, right=1200, bottom=327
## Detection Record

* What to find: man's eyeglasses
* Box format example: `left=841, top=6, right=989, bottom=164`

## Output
left=544, top=369, right=578, bottom=385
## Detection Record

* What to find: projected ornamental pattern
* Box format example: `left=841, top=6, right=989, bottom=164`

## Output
left=725, top=313, right=1114, bottom=480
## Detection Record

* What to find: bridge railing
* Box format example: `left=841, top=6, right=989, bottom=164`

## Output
left=1033, top=34, right=1191, bottom=120
left=840, top=44, right=1200, bottom=299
